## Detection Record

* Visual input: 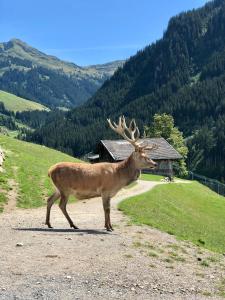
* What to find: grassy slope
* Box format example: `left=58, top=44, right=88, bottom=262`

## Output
left=0, top=90, right=49, bottom=112
left=140, top=173, right=164, bottom=181
left=0, top=135, right=80, bottom=211
left=119, top=181, right=225, bottom=253
left=124, top=174, right=163, bottom=189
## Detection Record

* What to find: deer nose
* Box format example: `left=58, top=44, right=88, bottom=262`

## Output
left=154, top=162, right=158, bottom=167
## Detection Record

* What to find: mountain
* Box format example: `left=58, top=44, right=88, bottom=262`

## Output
left=26, top=0, right=225, bottom=181
left=0, top=39, right=124, bottom=108
left=87, top=60, right=124, bottom=76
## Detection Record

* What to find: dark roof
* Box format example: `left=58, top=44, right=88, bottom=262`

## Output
left=100, top=138, right=182, bottom=161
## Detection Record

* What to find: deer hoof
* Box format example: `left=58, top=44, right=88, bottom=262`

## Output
left=71, top=224, right=79, bottom=229
left=105, top=227, right=112, bottom=232
left=46, top=223, right=53, bottom=229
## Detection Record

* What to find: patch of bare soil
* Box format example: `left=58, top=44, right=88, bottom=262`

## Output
left=0, top=180, right=224, bottom=299
left=3, top=179, right=18, bottom=213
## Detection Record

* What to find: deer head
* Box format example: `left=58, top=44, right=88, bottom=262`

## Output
left=107, top=116, right=158, bottom=169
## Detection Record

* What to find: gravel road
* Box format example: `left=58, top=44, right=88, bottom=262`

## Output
left=0, top=180, right=224, bottom=299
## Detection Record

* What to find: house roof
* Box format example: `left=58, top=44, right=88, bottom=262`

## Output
left=100, top=138, right=182, bottom=161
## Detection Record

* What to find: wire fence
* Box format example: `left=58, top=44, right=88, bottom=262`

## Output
left=188, top=171, right=225, bottom=197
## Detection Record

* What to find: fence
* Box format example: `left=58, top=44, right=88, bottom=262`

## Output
left=188, top=171, right=225, bottom=197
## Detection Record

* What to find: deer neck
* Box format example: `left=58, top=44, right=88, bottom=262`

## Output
left=117, top=154, right=140, bottom=186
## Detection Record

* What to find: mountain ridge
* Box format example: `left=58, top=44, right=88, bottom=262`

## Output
left=0, top=38, right=124, bottom=107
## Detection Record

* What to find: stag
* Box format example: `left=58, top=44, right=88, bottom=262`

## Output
left=45, top=116, right=158, bottom=231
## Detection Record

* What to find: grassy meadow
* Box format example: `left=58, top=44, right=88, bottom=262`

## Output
left=0, top=135, right=80, bottom=211
left=0, top=90, right=49, bottom=112
left=119, top=181, right=225, bottom=253
left=140, top=173, right=164, bottom=181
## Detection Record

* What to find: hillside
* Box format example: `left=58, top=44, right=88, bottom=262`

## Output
left=0, top=135, right=79, bottom=211
left=0, top=90, right=49, bottom=112
left=0, top=90, right=51, bottom=137
left=0, top=39, right=124, bottom=108
left=119, top=179, right=225, bottom=253
left=27, top=0, right=225, bottom=181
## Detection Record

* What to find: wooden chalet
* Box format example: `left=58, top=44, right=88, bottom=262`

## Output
left=88, top=138, right=182, bottom=178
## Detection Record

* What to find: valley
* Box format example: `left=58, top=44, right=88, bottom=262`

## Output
left=1, top=1, right=225, bottom=299
left=21, top=0, right=225, bottom=182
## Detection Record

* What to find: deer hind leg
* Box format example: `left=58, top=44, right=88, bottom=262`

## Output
left=59, top=193, right=79, bottom=229
left=102, top=197, right=113, bottom=231
left=45, top=190, right=60, bottom=228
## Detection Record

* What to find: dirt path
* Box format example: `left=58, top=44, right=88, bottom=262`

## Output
left=0, top=180, right=224, bottom=299
left=3, top=179, right=18, bottom=213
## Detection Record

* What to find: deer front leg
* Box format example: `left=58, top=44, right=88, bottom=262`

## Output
left=59, top=194, right=79, bottom=229
left=102, top=197, right=113, bottom=231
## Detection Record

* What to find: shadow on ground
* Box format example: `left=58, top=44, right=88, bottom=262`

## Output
left=13, top=227, right=110, bottom=235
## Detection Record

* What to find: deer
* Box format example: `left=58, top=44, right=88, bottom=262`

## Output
left=45, top=116, right=158, bottom=231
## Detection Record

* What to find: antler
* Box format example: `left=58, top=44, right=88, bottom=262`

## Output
left=107, top=116, right=140, bottom=148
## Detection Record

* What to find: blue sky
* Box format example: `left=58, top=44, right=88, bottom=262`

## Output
left=1, top=0, right=208, bottom=66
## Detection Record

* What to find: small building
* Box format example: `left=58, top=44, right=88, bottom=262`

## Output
left=88, top=138, right=182, bottom=178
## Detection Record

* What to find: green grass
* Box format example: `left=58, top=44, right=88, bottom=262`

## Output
left=119, top=182, right=225, bottom=253
left=200, top=260, right=210, bottom=267
left=148, top=251, right=158, bottom=257
left=0, top=90, right=49, bottom=112
left=140, top=173, right=164, bottom=181
left=0, top=193, right=7, bottom=212
left=0, top=135, right=80, bottom=209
